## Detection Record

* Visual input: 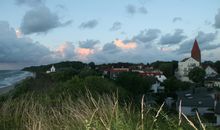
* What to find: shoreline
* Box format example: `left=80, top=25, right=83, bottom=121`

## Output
left=0, top=72, right=35, bottom=95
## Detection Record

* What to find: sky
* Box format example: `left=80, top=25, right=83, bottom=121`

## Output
left=0, top=0, right=220, bottom=70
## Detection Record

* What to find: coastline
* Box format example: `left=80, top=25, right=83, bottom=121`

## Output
left=0, top=72, right=35, bottom=95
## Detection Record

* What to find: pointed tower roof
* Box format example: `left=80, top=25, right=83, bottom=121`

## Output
left=191, top=39, right=201, bottom=63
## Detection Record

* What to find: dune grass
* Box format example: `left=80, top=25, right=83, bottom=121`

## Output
left=1, top=91, right=218, bottom=130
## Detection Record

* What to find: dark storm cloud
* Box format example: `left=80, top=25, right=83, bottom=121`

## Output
left=132, top=29, right=161, bottom=43
left=79, top=39, right=100, bottom=49
left=214, top=9, right=220, bottom=28
left=159, top=29, right=187, bottom=45
left=20, top=6, right=72, bottom=35
left=0, top=21, right=51, bottom=63
left=173, top=17, right=182, bottom=23
left=15, top=0, right=44, bottom=6
left=176, top=31, right=219, bottom=54
left=79, top=20, right=98, bottom=29
left=110, top=22, right=122, bottom=31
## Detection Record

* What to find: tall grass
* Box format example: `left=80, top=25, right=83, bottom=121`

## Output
left=0, top=92, right=217, bottom=130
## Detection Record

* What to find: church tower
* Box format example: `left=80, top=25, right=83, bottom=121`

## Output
left=191, top=39, right=201, bottom=63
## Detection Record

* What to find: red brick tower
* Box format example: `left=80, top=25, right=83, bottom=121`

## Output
left=191, top=39, right=201, bottom=63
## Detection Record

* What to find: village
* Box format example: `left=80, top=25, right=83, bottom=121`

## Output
left=101, top=39, right=220, bottom=126
left=44, top=39, right=220, bottom=126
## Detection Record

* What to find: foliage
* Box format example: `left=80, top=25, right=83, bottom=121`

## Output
left=151, top=61, right=178, bottom=77
left=23, top=61, right=87, bottom=73
left=214, top=61, right=220, bottom=74
left=116, top=72, right=155, bottom=96
left=163, top=77, right=191, bottom=94
left=188, top=67, right=206, bottom=83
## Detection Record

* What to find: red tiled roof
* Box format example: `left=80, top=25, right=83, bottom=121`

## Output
left=139, top=72, right=163, bottom=76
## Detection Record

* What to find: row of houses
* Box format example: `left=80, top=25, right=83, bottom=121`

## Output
left=102, top=66, right=167, bottom=93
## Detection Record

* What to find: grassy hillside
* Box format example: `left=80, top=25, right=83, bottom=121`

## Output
left=0, top=62, right=218, bottom=130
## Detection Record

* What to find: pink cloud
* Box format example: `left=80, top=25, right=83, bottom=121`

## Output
left=15, top=28, right=23, bottom=38
left=114, top=39, right=137, bottom=49
left=76, top=48, right=94, bottom=56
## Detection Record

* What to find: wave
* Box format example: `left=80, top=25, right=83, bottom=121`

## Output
left=0, top=70, right=33, bottom=88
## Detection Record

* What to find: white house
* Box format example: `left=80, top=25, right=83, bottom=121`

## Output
left=155, top=75, right=167, bottom=83
left=175, top=57, right=200, bottom=82
left=205, top=66, right=218, bottom=78
left=150, top=81, right=164, bottom=93
left=46, top=65, right=56, bottom=74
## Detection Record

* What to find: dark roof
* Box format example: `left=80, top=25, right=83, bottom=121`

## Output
left=215, top=102, right=220, bottom=114
left=176, top=87, right=214, bottom=97
left=181, top=57, right=190, bottom=62
left=178, top=95, right=214, bottom=107
left=176, top=87, right=215, bottom=107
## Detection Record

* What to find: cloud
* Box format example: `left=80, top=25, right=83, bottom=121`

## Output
left=76, top=48, right=94, bottom=56
left=114, top=39, right=137, bottom=49
left=0, top=21, right=51, bottom=64
left=55, top=42, right=75, bottom=59
left=139, top=7, right=148, bottom=14
left=15, top=0, right=44, bottom=7
left=159, top=29, right=187, bottom=45
left=79, top=39, right=99, bottom=49
left=214, top=9, right=220, bottom=28
left=20, top=6, right=72, bottom=35
left=173, top=17, right=182, bottom=23
left=126, top=4, right=136, bottom=15
left=126, top=4, right=148, bottom=15
left=177, top=31, right=219, bottom=54
left=132, top=29, right=161, bottom=43
left=79, top=19, right=98, bottom=29
left=110, top=22, right=122, bottom=31
left=89, top=41, right=177, bottom=64
left=102, top=42, right=120, bottom=53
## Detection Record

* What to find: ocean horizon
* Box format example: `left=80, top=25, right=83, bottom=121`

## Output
left=0, top=70, right=33, bottom=88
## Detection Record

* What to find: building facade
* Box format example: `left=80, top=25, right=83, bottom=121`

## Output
left=176, top=40, right=201, bottom=82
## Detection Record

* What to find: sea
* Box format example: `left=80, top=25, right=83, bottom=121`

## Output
left=0, top=70, right=33, bottom=88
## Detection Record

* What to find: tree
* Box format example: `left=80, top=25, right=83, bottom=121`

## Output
left=188, top=67, right=205, bottom=83
left=116, top=72, right=155, bottom=96
left=159, top=63, right=173, bottom=77
left=163, top=77, right=191, bottom=94
left=88, top=62, right=96, bottom=69
left=214, top=61, right=220, bottom=74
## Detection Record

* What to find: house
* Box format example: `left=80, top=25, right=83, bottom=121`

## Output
left=205, top=66, right=218, bottom=78
left=103, top=67, right=130, bottom=79
left=46, top=65, right=56, bottom=74
left=176, top=88, right=215, bottom=116
left=175, top=40, right=201, bottom=82
left=150, top=81, right=164, bottom=93
left=205, top=76, right=220, bottom=88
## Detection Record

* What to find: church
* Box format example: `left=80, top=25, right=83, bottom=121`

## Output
left=175, top=40, right=201, bottom=82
